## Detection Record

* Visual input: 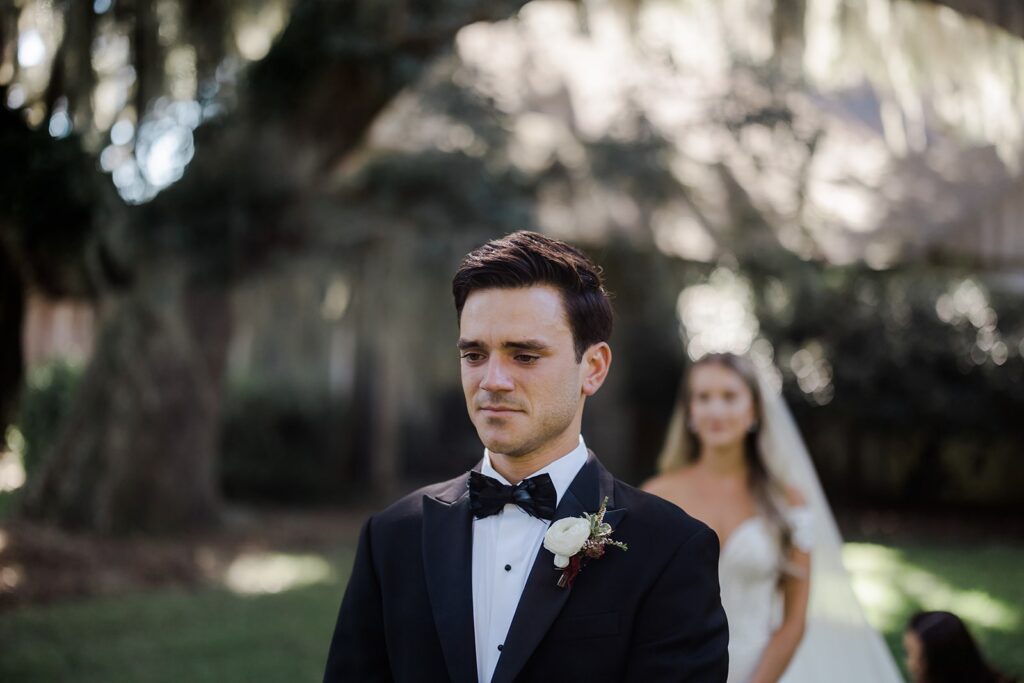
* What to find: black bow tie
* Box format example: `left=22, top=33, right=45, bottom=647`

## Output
left=468, top=471, right=557, bottom=520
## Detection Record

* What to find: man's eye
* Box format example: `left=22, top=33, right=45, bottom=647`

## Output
left=461, top=352, right=485, bottom=362
left=515, top=355, right=539, bottom=364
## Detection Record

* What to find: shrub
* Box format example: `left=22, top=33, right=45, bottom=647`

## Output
left=218, top=375, right=355, bottom=504
left=16, top=359, right=83, bottom=480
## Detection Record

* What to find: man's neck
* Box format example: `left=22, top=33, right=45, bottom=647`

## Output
left=489, top=431, right=581, bottom=484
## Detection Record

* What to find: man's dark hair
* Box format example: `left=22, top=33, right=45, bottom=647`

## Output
left=452, top=230, right=613, bottom=361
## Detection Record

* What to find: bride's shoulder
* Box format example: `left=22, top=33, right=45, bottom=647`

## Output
left=640, top=467, right=697, bottom=497
left=780, top=485, right=815, bottom=553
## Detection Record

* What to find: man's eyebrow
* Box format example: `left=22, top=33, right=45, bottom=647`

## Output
left=503, top=340, right=548, bottom=351
left=456, top=339, right=549, bottom=351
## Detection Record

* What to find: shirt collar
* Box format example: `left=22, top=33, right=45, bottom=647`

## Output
left=481, top=435, right=588, bottom=507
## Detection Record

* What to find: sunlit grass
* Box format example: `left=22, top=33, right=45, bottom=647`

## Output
left=223, top=551, right=335, bottom=595
left=845, top=541, right=1024, bottom=677
left=0, top=547, right=353, bottom=683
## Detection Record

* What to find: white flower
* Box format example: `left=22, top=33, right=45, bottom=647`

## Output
left=544, top=517, right=591, bottom=562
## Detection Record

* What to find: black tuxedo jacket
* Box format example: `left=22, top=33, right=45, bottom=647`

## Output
left=324, top=453, right=728, bottom=682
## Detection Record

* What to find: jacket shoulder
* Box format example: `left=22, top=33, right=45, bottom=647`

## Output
left=370, top=471, right=470, bottom=527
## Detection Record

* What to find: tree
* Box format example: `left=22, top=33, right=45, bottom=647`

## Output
left=4, top=0, right=531, bottom=533
left=4, top=0, right=1022, bottom=531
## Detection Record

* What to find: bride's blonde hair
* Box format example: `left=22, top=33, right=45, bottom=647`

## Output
left=658, top=353, right=794, bottom=558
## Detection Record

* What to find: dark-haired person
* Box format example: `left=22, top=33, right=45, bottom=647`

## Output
left=905, top=611, right=1017, bottom=683
left=324, top=231, right=729, bottom=682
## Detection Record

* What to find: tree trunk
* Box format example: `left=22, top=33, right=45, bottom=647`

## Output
left=21, top=268, right=227, bottom=533
left=0, top=240, right=24, bottom=445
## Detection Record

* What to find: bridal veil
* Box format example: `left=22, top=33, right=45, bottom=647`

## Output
left=755, top=367, right=905, bottom=683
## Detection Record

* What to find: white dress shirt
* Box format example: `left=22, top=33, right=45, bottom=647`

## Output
left=471, top=435, right=589, bottom=683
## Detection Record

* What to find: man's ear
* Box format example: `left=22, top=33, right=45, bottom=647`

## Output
left=581, top=342, right=612, bottom=396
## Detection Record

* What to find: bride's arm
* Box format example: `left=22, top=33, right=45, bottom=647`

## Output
left=750, top=489, right=812, bottom=683
left=749, top=547, right=810, bottom=683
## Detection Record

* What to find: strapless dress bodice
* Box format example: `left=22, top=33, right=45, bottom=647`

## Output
left=719, top=508, right=814, bottom=683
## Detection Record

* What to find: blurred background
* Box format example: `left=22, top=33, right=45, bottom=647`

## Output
left=1, top=0, right=1022, bottom=680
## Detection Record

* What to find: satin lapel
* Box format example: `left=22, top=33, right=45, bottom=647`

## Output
left=422, top=473, right=477, bottom=683
left=490, top=454, right=625, bottom=683
left=594, top=455, right=627, bottom=530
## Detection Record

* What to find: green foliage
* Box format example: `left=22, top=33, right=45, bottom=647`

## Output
left=743, top=261, right=1024, bottom=504
left=753, top=263, right=1024, bottom=428
left=0, top=490, right=18, bottom=521
left=0, top=101, right=100, bottom=298
left=219, top=376, right=355, bottom=504
left=15, top=362, right=360, bottom=506
left=16, top=360, right=84, bottom=481
left=344, top=149, right=535, bottom=230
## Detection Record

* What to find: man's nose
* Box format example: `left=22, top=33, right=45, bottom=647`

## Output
left=480, top=358, right=514, bottom=392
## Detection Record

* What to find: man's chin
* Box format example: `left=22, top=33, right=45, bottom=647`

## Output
left=482, top=442, right=520, bottom=458
left=478, top=433, right=528, bottom=458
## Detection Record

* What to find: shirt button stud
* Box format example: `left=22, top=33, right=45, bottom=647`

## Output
left=497, top=644, right=504, bottom=651
left=504, top=564, right=511, bottom=571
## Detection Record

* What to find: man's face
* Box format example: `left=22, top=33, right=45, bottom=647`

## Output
left=458, top=285, right=587, bottom=460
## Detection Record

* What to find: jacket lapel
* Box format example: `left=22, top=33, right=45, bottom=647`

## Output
left=490, top=453, right=626, bottom=683
left=422, top=472, right=478, bottom=683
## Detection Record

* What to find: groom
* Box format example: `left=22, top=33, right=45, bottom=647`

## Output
left=324, top=231, right=728, bottom=682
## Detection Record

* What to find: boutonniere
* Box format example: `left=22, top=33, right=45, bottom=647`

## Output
left=542, top=497, right=627, bottom=588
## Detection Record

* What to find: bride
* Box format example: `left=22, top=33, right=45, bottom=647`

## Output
left=642, top=352, right=902, bottom=683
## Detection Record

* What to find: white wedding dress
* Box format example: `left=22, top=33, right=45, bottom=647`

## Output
left=720, top=507, right=815, bottom=682
left=718, top=368, right=905, bottom=683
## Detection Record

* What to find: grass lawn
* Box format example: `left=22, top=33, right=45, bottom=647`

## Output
left=1, top=538, right=1021, bottom=682
left=0, top=548, right=354, bottom=683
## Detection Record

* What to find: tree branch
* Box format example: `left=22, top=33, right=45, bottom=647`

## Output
left=918, top=0, right=1024, bottom=39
